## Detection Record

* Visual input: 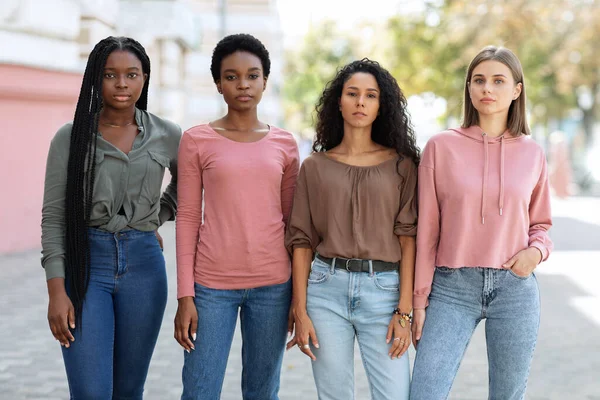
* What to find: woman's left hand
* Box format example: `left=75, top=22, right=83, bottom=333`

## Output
left=155, top=230, right=163, bottom=249
left=502, top=247, right=542, bottom=277
left=386, top=314, right=411, bottom=359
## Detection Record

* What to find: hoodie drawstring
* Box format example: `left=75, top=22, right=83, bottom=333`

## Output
left=481, top=132, right=506, bottom=224
left=481, top=132, right=488, bottom=224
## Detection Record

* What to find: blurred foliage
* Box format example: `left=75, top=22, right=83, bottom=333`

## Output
left=283, top=0, right=600, bottom=146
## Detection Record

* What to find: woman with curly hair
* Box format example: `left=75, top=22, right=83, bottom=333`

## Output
left=285, top=58, right=419, bottom=399
left=174, top=33, right=299, bottom=399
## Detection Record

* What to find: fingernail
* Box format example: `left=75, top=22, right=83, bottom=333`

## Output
left=191, top=345, right=195, bottom=350
left=192, top=333, right=197, bottom=341
left=315, top=343, right=320, bottom=348
left=70, top=323, right=75, bottom=329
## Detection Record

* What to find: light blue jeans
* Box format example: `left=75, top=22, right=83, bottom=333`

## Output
left=306, top=256, right=410, bottom=400
left=181, top=279, right=292, bottom=400
left=410, top=267, right=541, bottom=400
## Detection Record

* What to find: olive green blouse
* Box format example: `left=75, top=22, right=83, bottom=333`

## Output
left=41, top=108, right=181, bottom=280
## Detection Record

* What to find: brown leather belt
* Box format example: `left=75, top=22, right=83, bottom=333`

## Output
left=316, top=254, right=398, bottom=273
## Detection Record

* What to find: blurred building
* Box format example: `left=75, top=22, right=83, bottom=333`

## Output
left=0, top=0, right=283, bottom=253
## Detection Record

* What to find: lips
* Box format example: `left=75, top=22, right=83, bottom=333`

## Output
left=113, top=93, right=131, bottom=101
left=236, top=95, right=253, bottom=102
left=480, top=98, right=495, bottom=103
left=353, top=112, right=367, bottom=117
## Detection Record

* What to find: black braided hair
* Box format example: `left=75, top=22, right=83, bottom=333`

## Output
left=313, top=58, right=420, bottom=165
left=65, top=36, right=151, bottom=327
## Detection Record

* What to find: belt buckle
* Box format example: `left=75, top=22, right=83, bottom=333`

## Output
left=345, top=258, right=360, bottom=272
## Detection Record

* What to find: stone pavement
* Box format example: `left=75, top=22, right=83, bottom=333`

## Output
left=1, top=197, right=599, bottom=399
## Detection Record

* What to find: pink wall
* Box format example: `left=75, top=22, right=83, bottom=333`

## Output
left=0, top=64, right=81, bottom=253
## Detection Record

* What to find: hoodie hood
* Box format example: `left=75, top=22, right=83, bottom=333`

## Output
left=449, top=126, right=525, bottom=224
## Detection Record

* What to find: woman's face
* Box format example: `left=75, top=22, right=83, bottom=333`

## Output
left=339, top=72, right=380, bottom=129
left=468, top=60, right=521, bottom=119
left=217, top=51, right=266, bottom=111
left=102, top=50, right=147, bottom=111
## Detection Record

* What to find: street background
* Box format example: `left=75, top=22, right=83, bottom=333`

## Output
left=2, top=0, right=600, bottom=399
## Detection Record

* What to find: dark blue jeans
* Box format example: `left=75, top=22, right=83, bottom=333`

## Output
left=181, top=279, right=292, bottom=400
left=62, top=228, right=167, bottom=400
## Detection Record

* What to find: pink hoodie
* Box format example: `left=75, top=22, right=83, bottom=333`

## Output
left=413, top=125, right=553, bottom=309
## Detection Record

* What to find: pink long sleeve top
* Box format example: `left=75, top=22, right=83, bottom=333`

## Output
left=414, top=125, right=553, bottom=309
left=176, top=124, right=300, bottom=299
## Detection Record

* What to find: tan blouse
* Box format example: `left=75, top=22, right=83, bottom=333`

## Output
left=285, top=152, right=417, bottom=262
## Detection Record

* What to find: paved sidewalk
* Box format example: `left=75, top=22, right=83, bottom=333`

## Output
left=1, top=197, right=599, bottom=399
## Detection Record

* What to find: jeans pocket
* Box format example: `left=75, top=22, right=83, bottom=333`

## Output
left=508, top=269, right=532, bottom=280
left=308, top=263, right=330, bottom=285
left=374, top=271, right=399, bottom=291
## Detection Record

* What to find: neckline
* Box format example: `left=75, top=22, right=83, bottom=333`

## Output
left=207, top=123, right=271, bottom=144
left=320, top=152, right=400, bottom=168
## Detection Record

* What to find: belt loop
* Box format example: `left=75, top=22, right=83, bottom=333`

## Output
left=368, top=260, right=374, bottom=277
left=331, top=257, right=336, bottom=274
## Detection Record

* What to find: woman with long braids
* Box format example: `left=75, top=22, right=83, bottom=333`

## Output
left=41, top=36, right=181, bottom=399
left=285, top=59, right=420, bottom=400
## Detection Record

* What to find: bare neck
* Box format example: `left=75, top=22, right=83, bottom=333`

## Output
left=478, top=113, right=508, bottom=138
left=218, top=108, right=263, bottom=130
left=334, top=124, right=379, bottom=155
left=100, top=106, right=136, bottom=126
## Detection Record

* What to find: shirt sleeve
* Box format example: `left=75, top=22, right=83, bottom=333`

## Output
left=41, top=124, right=72, bottom=280
left=158, top=124, right=182, bottom=225
left=528, top=154, right=553, bottom=262
left=394, top=158, right=418, bottom=237
left=413, top=142, right=439, bottom=309
left=175, top=131, right=203, bottom=298
left=285, top=162, right=320, bottom=254
left=281, top=138, right=300, bottom=230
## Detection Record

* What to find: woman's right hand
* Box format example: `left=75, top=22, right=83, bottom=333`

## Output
left=411, top=308, right=426, bottom=348
left=47, top=278, right=75, bottom=348
left=174, top=296, right=198, bottom=353
left=286, top=307, right=319, bottom=361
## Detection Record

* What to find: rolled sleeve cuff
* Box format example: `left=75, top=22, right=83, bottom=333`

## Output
left=44, top=259, right=66, bottom=281
left=394, top=224, right=417, bottom=237
left=158, top=206, right=174, bottom=226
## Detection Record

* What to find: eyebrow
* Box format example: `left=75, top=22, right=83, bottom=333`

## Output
left=104, top=67, right=141, bottom=71
left=472, top=73, right=507, bottom=78
left=347, top=86, right=379, bottom=92
left=223, top=67, right=262, bottom=74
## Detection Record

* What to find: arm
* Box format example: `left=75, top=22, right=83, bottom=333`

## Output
left=528, top=155, right=553, bottom=261
left=281, top=138, right=300, bottom=229
left=174, top=131, right=202, bottom=352
left=41, top=125, right=75, bottom=347
left=388, top=159, right=418, bottom=358
left=157, top=125, right=182, bottom=225
left=502, top=153, right=554, bottom=275
left=412, top=145, right=440, bottom=346
left=284, top=163, right=320, bottom=360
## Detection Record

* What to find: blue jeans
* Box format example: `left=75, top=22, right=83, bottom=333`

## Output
left=306, top=257, right=410, bottom=400
left=410, top=267, right=541, bottom=400
left=181, top=279, right=292, bottom=400
left=61, top=228, right=167, bottom=400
